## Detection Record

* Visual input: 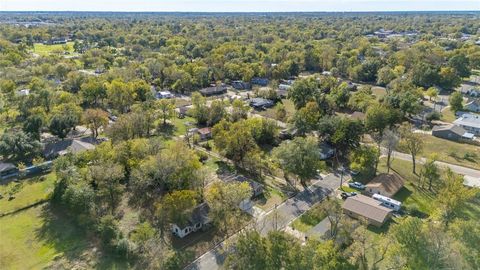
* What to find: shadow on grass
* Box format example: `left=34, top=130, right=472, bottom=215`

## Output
left=367, top=218, right=396, bottom=234
left=35, top=205, right=91, bottom=263
left=157, top=123, right=177, bottom=138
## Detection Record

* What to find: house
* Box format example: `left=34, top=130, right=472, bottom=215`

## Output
left=156, top=90, right=174, bottom=99
left=0, top=162, right=19, bottom=180
left=318, top=143, right=335, bottom=160
left=365, top=173, right=404, bottom=197
left=231, top=80, right=251, bottom=90
left=251, top=77, right=269, bottom=86
left=465, top=99, right=480, bottom=113
left=43, top=37, right=68, bottom=45
left=172, top=203, right=211, bottom=238
left=432, top=125, right=475, bottom=141
left=342, top=194, right=393, bottom=227
left=249, top=98, right=274, bottom=110
left=197, top=127, right=212, bottom=141
left=199, top=85, right=228, bottom=96
left=43, top=137, right=99, bottom=159
left=453, top=113, right=480, bottom=135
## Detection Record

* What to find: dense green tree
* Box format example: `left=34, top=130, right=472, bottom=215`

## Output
left=449, top=91, right=463, bottom=112
left=0, top=129, right=42, bottom=161
left=273, top=136, right=320, bottom=186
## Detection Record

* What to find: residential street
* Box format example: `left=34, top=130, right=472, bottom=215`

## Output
left=184, top=173, right=342, bottom=270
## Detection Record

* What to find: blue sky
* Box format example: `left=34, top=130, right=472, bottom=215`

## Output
left=1, top=0, right=479, bottom=12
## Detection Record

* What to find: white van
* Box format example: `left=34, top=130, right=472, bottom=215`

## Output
left=372, top=194, right=401, bottom=211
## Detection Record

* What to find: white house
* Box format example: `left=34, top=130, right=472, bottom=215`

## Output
left=453, top=113, right=480, bottom=135
left=156, top=90, right=174, bottom=99
left=172, top=203, right=211, bottom=238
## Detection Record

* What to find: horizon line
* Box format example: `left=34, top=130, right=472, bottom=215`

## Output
left=2, top=10, right=480, bottom=13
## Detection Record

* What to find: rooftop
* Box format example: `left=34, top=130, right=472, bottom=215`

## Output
left=0, top=162, right=17, bottom=173
left=343, top=194, right=392, bottom=224
left=432, top=124, right=467, bottom=136
left=366, top=173, right=404, bottom=195
left=454, top=114, right=480, bottom=129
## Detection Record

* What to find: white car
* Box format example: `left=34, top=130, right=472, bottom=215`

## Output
left=348, top=182, right=366, bottom=190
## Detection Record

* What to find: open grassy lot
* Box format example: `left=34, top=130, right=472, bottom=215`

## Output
left=32, top=42, right=75, bottom=56
left=0, top=173, right=56, bottom=214
left=0, top=205, right=90, bottom=270
left=291, top=201, right=328, bottom=233
left=440, top=107, right=456, bottom=123
left=407, top=134, right=480, bottom=170
left=257, top=99, right=295, bottom=121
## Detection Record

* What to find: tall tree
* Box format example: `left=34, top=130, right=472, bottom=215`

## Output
left=273, top=136, right=320, bottom=186
left=83, top=108, right=109, bottom=138
left=399, top=123, right=423, bottom=174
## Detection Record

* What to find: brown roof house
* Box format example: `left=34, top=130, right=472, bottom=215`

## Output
left=342, top=194, right=393, bottom=227
left=365, top=173, right=404, bottom=197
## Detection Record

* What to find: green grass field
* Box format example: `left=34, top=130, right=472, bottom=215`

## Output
left=32, top=42, right=75, bottom=56
left=257, top=99, right=295, bottom=121
left=410, top=134, right=480, bottom=170
left=291, top=201, right=328, bottom=233
left=0, top=205, right=90, bottom=270
left=440, top=107, right=456, bottom=123
left=0, top=173, right=56, bottom=214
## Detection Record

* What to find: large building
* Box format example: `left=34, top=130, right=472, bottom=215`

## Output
left=342, top=194, right=393, bottom=227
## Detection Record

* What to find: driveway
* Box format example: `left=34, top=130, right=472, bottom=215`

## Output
left=184, top=173, right=341, bottom=270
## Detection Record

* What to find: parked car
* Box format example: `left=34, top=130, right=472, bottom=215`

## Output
left=348, top=182, right=366, bottom=190
left=341, top=192, right=357, bottom=199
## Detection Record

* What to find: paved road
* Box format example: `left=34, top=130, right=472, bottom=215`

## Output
left=185, top=173, right=341, bottom=270
left=388, top=150, right=480, bottom=178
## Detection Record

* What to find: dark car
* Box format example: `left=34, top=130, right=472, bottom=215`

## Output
left=341, top=192, right=358, bottom=200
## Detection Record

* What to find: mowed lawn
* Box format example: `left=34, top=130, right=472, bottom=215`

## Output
left=0, top=205, right=90, bottom=270
left=257, top=99, right=295, bottom=121
left=412, top=134, right=480, bottom=170
left=377, top=158, right=436, bottom=216
left=0, top=173, right=56, bottom=214
left=32, top=42, right=75, bottom=56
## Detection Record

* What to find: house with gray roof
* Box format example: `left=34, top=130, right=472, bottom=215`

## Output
left=0, top=162, right=19, bottom=180
left=465, top=99, right=480, bottom=113
left=453, top=113, right=480, bottom=135
left=172, top=202, right=211, bottom=238
left=342, top=194, right=393, bottom=227
left=432, top=124, right=475, bottom=141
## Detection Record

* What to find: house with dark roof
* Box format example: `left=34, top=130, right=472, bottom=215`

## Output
left=249, top=98, right=274, bottom=110
left=342, top=194, right=393, bottom=227
left=43, top=137, right=99, bottom=159
left=251, top=77, right=269, bottom=86
left=0, top=162, right=19, bottom=180
left=172, top=203, right=211, bottom=238
left=318, top=143, right=335, bottom=160
left=199, top=85, right=227, bottom=96
left=231, top=80, right=251, bottom=90
left=432, top=125, right=475, bottom=141
left=365, top=173, right=404, bottom=197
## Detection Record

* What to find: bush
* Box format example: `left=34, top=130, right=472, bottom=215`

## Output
left=196, top=150, right=209, bottom=162
left=426, top=111, right=440, bottom=122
